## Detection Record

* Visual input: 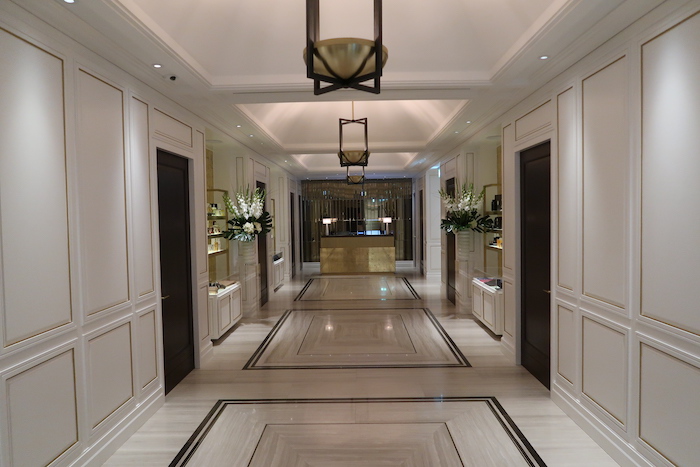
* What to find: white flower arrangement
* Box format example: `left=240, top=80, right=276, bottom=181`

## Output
left=438, top=183, right=493, bottom=233
left=222, top=187, right=272, bottom=242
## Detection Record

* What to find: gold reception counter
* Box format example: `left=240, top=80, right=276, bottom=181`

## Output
left=320, top=235, right=396, bottom=274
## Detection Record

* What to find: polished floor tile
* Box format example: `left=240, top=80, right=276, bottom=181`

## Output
left=171, top=397, right=543, bottom=467
left=104, top=265, right=619, bottom=466
left=245, top=308, right=469, bottom=369
left=295, top=276, right=419, bottom=301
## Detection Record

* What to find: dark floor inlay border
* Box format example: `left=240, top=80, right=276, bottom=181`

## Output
left=294, top=276, right=421, bottom=301
left=169, top=397, right=547, bottom=467
left=243, top=307, right=470, bottom=369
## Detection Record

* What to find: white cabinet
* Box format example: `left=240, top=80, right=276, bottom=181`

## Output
left=208, top=282, right=242, bottom=340
left=471, top=278, right=504, bottom=336
left=273, top=256, right=284, bottom=291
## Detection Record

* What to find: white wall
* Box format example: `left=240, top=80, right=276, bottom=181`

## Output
left=0, top=2, right=210, bottom=465
left=494, top=2, right=700, bottom=465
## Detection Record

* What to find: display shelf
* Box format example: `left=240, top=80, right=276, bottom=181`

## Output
left=207, top=189, right=230, bottom=281
left=483, top=183, right=503, bottom=278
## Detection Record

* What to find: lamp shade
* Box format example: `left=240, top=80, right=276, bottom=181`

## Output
left=303, top=38, right=388, bottom=81
left=305, top=0, right=386, bottom=95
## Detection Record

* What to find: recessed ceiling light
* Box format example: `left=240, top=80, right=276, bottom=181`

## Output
left=63, top=0, right=75, bottom=3
left=152, top=64, right=162, bottom=68
left=248, top=134, right=254, bottom=137
left=236, top=125, right=242, bottom=128
left=540, top=55, right=549, bottom=60
left=454, top=131, right=459, bottom=134
left=466, top=121, right=471, bottom=124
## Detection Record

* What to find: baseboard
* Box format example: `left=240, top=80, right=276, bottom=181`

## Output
left=198, top=338, right=214, bottom=366
left=73, top=388, right=164, bottom=466
left=551, top=385, right=654, bottom=467
left=500, top=336, right=516, bottom=363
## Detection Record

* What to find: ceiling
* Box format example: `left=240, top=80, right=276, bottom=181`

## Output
left=15, top=0, right=664, bottom=178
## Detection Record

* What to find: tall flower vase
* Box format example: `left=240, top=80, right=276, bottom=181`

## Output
left=456, top=230, right=473, bottom=261
left=238, top=239, right=256, bottom=268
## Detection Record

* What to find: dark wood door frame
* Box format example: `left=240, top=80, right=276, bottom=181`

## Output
left=257, top=181, right=268, bottom=307
left=445, top=178, right=456, bottom=304
left=519, top=141, right=552, bottom=389
left=157, top=149, right=195, bottom=395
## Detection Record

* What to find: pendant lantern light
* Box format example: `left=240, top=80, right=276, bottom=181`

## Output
left=338, top=102, right=370, bottom=167
left=304, top=0, right=387, bottom=95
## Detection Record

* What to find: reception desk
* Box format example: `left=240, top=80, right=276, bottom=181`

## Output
left=320, top=235, right=395, bottom=274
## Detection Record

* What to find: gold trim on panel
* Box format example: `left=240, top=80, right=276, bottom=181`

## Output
left=1, top=29, right=74, bottom=347
left=639, top=11, right=700, bottom=338
left=581, top=315, right=628, bottom=427
left=580, top=56, right=628, bottom=311
left=638, top=341, right=700, bottom=464
left=5, top=348, right=79, bottom=465
left=556, top=86, right=575, bottom=293
left=153, top=108, right=193, bottom=148
left=78, top=69, right=131, bottom=315
left=515, top=100, right=552, bottom=141
left=556, top=304, right=575, bottom=385
left=88, top=321, right=135, bottom=429
left=133, top=97, right=155, bottom=297
left=139, top=309, right=159, bottom=389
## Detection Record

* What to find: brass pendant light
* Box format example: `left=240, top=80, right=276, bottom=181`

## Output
left=338, top=102, right=370, bottom=167
left=304, top=0, right=387, bottom=95
left=346, top=166, right=365, bottom=185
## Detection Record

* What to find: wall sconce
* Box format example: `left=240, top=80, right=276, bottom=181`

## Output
left=304, top=0, right=388, bottom=95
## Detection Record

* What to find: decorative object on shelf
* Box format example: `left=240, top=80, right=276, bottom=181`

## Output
left=338, top=102, right=370, bottom=167
left=303, top=0, right=387, bottom=95
left=222, top=186, right=273, bottom=242
left=439, top=183, right=493, bottom=234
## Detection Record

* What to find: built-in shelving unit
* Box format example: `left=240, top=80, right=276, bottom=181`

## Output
left=207, top=189, right=230, bottom=281
left=483, top=184, right=503, bottom=278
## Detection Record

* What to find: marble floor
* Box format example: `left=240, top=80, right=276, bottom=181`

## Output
left=104, top=265, right=619, bottom=466
left=296, top=275, right=419, bottom=301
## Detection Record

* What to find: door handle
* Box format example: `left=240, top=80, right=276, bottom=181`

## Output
left=161, top=295, right=171, bottom=300
left=543, top=290, right=551, bottom=294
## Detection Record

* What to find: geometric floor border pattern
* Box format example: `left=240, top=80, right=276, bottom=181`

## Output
left=295, top=276, right=421, bottom=301
left=244, top=308, right=471, bottom=369
left=169, top=397, right=547, bottom=467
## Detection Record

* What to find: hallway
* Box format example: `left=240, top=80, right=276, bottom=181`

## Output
left=105, top=267, right=617, bottom=466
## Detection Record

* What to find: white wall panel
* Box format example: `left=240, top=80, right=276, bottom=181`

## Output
left=0, top=29, right=72, bottom=346
left=556, top=88, right=577, bottom=291
left=6, top=349, right=78, bottom=466
left=582, top=317, right=627, bottom=424
left=130, top=97, right=155, bottom=297
left=503, top=280, right=515, bottom=338
left=582, top=57, right=628, bottom=309
left=641, top=14, right=700, bottom=336
left=153, top=109, right=192, bottom=147
left=88, top=322, right=133, bottom=427
left=198, top=283, right=210, bottom=342
left=501, top=124, right=515, bottom=273
left=138, top=310, right=158, bottom=388
left=557, top=305, right=575, bottom=383
left=639, top=343, right=700, bottom=466
left=515, top=100, right=552, bottom=140
left=76, top=70, right=129, bottom=315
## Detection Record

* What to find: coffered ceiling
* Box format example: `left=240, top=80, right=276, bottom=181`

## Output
left=14, top=0, right=664, bottom=177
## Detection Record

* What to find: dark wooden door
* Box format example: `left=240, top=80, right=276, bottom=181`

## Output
left=445, top=178, right=456, bottom=304
left=290, top=192, right=296, bottom=278
left=419, top=189, right=424, bottom=275
left=257, top=181, right=268, bottom=306
left=157, top=150, right=194, bottom=394
left=520, top=141, right=551, bottom=389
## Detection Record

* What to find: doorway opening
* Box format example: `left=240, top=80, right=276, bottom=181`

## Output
left=519, top=141, right=551, bottom=389
left=157, top=149, right=195, bottom=394
left=445, top=177, right=456, bottom=304
left=257, top=181, right=268, bottom=307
